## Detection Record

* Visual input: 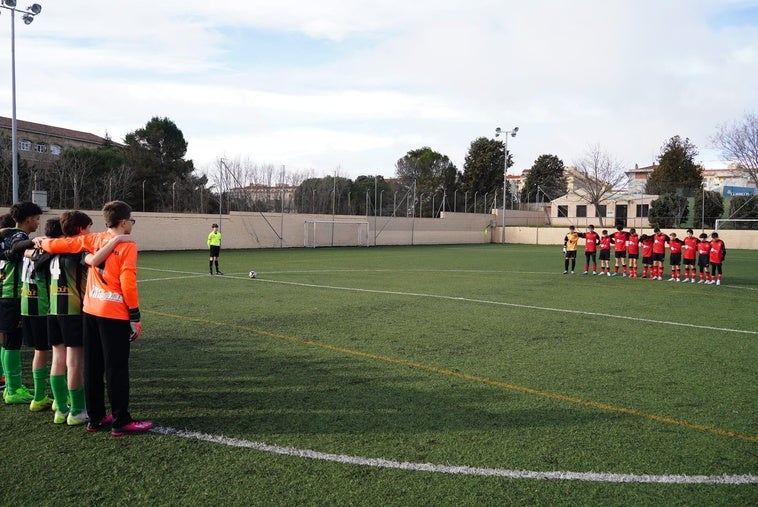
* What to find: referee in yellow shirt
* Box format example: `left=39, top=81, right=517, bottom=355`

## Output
left=207, top=223, right=223, bottom=275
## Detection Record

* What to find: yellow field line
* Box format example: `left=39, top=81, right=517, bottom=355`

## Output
left=147, top=309, right=758, bottom=443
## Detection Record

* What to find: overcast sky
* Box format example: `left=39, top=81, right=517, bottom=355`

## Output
left=2, top=0, right=756, bottom=181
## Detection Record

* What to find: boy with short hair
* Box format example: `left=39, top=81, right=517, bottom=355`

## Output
left=682, top=229, right=698, bottom=283
left=598, top=230, right=612, bottom=276
left=626, top=228, right=640, bottom=278
left=651, top=228, right=669, bottom=280
left=611, top=225, right=629, bottom=277
left=579, top=225, right=599, bottom=275
left=697, top=233, right=710, bottom=283
left=640, top=233, right=654, bottom=278
left=708, top=232, right=726, bottom=285
left=563, top=225, right=579, bottom=274
left=667, top=233, right=683, bottom=281
left=20, top=218, right=61, bottom=411
left=1, top=202, right=43, bottom=404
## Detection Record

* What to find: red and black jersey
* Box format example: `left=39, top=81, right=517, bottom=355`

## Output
left=612, top=231, right=629, bottom=252
left=599, top=235, right=611, bottom=251
left=683, top=236, right=698, bottom=260
left=697, top=240, right=711, bottom=256
left=641, top=236, right=654, bottom=257
left=709, top=239, right=726, bottom=264
left=582, top=231, right=599, bottom=252
left=652, top=233, right=669, bottom=255
left=669, top=238, right=683, bottom=255
left=627, top=233, right=640, bottom=255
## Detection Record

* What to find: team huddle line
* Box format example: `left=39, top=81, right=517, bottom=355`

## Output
left=563, top=225, right=727, bottom=285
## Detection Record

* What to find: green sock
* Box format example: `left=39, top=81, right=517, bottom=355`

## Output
left=0, top=345, right=5, bottom=378
left=32, top=366, right=50, bottom=401
left=69, top=386, right=85, bottom=416
left=50, top=374, right=68, bottom=412
left=3, top=349, right=22, bottom=392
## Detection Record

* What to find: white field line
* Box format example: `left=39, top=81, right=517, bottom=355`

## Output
left=136, top=268, right=758, bottom=335
left=255, top=278, right=758, bottom=336
left=150, top=426, right=757, bottom=485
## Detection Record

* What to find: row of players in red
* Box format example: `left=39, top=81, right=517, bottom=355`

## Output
left=563, top=225, right=727, bottom=285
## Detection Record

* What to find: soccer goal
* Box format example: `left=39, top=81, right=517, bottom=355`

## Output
left=715, top=219, right=758, bottom=230
left=304, top=220, right=370, bottom=248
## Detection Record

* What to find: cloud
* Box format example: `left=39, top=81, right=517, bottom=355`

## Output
left=1, top=0, right=755, bottom=179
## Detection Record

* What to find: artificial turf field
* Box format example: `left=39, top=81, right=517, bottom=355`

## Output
left=1, top=244, right=756, bottom=506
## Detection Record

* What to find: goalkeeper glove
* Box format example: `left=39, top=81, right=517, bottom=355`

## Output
left=129, top=308, right=142, bottom=341
left=562, top=247, right=567, bottom=254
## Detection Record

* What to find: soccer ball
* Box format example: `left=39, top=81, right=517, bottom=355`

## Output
left=248, top=270, right=257, bottom=279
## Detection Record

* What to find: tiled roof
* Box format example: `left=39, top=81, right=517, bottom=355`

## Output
left=0, top=116, right=110, bottom=145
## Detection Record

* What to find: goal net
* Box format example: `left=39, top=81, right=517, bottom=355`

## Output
left=304, top=221, right=370, bottom=248
left=715, top=219, right=758, bottom=230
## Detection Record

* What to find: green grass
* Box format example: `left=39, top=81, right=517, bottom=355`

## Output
left=2, top=244, right=756, bottom=506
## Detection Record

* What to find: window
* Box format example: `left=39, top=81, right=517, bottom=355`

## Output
left=597, top=205, right=607, bottom=217
left=636, top=204, right=649, bottom=218
left=576, top=205, right=587, bottom=218
left=19, top=140, right=31, bottom=151
left=35, top=143, right=47, bottom=153
left=50, top=144, right=62, bottom=155
left=557, top=205, right=568, bottom=217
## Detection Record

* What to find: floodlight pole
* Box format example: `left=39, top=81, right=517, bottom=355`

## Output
left=2, top=1, right=43, bottom=204
left=495, top=126, right=518, bottom=244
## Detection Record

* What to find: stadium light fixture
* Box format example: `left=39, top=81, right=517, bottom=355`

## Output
left=495, top=126, right=518, bottom=244
left=1, top=0, right=42, bottom=203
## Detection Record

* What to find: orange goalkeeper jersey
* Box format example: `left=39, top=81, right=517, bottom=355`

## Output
left=41, top=232, right=139, bottom=320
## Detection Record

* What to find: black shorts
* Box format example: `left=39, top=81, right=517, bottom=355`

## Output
left=683, top=258, right=696, bottom=266
left=0, top=298, right=22, bottom=348
left=22, top=316, right=51, bottom=351
left=585, top=251, right=597, bottom=260
left=642, top=256, right=652, bottom=265
left=48, top=314, right=84, bottom=348
left=652, top=253, right=665, bottom=262
left=614, top=251, right=627, bottom=259
left=698, top=256, right=710, bottom=269
left=565, top=250, right=577, bottom=259
left=209, top=246, right=220, bottom=257
left=599, top=250, right=610, bottom=261
left=627, top=253, right=639, bottom=259
left=669, top=254, right=681, bottom=266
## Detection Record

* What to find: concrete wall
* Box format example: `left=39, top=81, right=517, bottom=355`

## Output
left=4, top=208, right=756, bottom=250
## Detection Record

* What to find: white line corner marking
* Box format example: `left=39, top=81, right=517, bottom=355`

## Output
left=151, top=426, right=757, bottom=485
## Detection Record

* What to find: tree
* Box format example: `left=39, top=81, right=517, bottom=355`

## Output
left=712, top=112, right=758, bottom=188
left=460, top=137, right=509, bottom=210
left=649, top=193, right=689, bottom=228
left=395, top=147, right=457, bottom=216
left=294, top=176, right=353, bottom=215
left=573, top=145, right=626, bottom=226
left=124, top=117, right=201, bottom=211
left=645, top=136, right=703, bottom=196
left=692, top=190, right=724, bottom=229
left=520, top=154, right=567, bottom=203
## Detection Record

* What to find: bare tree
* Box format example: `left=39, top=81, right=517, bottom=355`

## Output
left=712, top=112, right=758, bottom=188
left=573, top=145, right=627, bottom=226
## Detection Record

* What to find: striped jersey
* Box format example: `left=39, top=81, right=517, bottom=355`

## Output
left=0, top=228, right=30, bottom=300
left=21, top=254, right=51, bottom=317
left=48, top=253, right=88, bottom=316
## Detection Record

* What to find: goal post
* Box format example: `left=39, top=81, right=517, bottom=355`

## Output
left=304, top=221, right=370, bottom=248
left=715, top=219, right=758, bottom=231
